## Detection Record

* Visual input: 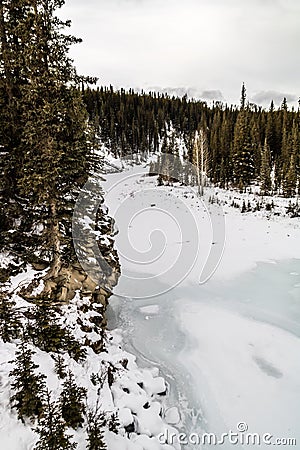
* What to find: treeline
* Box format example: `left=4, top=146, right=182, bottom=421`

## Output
left=84, top=84, right=300, bottom=196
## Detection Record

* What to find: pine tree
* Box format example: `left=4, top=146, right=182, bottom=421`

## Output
left=281, top=125, right=291, bottom=182
left=281, top=97, right=288, bottom=111
left=0, top=0, right=95, bottom=288
left=283, top=153, right=297, bottom=197
left=0, top=0, right=28, bottom=194
left=260, top=138, right=272, bottom=195
left=86, top=409, right=107, bottom=450
left=219, top=157, right=227, bottom=188
left=0, top=290, right=21, bottom=342
left=0, top=0, right=33, bottom=254
left=63, top=328, right=87, bottom=362
left=291, top=119, right=300, bottom=189
left=59, top=370, right=87, bottom=429
left=17, top=1, right=91, bottom=283
left=9, top=341, right=46, bottom=422
left=24, top=298, right=86, bottom=361
left=27, top=299, right=67, bottom=352
left=240, top=82, right=247, bottom=110
left=35, top=390, right=77, bottom=450
left=53, top=354, right=67, bottom=379
left=232, top=108, right=254, bottom=187
left=108, top=412, right=120, bottom=434
left=265, top=100, right=279, bottom=161
left=250, top=115, right=262, bottom=178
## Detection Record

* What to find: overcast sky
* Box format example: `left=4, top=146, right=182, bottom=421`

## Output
left=60, top=0, right=300, bottom=108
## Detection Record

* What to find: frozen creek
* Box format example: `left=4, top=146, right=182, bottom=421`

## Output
left=104, top=165, right=300, bottom=449
left=107, top=260, right=300, bottom=449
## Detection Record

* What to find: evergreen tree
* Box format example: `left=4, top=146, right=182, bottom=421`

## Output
left=281, top=97, right=288, bottom=111
left=53, top=354, right=67, bottom=379
left=9, top=341, right=46, bottom=422
left=0, top=0, right=95, bottom=287
left=59, top=370, right=87, bottom=429
left=25, top=298, right=86, bottom=361
left=17, top=1, right=91, bottom=282
left=35, top=390, right=77, bottom=450
left=86, top=409, right=107, bottom=450
left=283, top=153, right=297, bottom=197
left=232, top=109, right=255, bottom=188
left=0, top=290, right=21, bottom=342
left=27, top=299, right=67, bottom=352
left=240, top=82, right=247, bottom=110
left=108, top=412, right=120, bottom=434
left=63, top=327, right=87, bottom=362
left=291, top=119, right=300, bottom=188
left=250, top=114, right=262, bottom=177
left=280, top=125, right=291, bottom=183
left=274, top=156, right=282, bottom=193
left=265, top=100, right=279, bottom=161
left=260, top=138, right=272, bottom=195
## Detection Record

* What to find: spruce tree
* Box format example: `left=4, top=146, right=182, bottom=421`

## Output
left=0, top=0, right=94, bottom=287
left=0, top=0, right=34, bottom=255
left=59, top=370, right=87, bottom=429
left=265, top=100, right=279, bottom=161
left=27, top=299, right=67, bottom=352
left=108, top=412, right=120, bottom=434
left=260, top=138, right=272, bottom=195
left=35, top=390, right=77, bottom=450
left=283, top=153, right=297, bottom=197
left=0, top=290, right=21, bottom=342
left=9, top=341, right=46, bottom=422
left=25, top=299, right=86, bottom=361
left=291, top=119, right=300, bottom=189
left=240, top=82, right=247, bottom=110
left=86, top=409, right=107, bottom=450
left=17, top=0, right=91, bottom=282
left=53, top=354, right=67, bottom=379
left=232, top=109, right=254, bottom=188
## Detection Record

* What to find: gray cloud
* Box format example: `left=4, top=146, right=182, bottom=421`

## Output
left=201, top=90, right=224, bottom=101
left=60, top=0, right=300, bottom=107
left=251, top=91, right=298, bottom=107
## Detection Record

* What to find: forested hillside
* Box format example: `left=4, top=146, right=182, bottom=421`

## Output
left=0, top=2, right=120, bottom=447
left=0, top=1, right=118, bottom=284
left=84, top=85, right=300, bottom=196
left=0, top=1, right=299, bottom=448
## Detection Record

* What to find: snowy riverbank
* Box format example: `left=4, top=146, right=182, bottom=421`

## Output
left=0, top=267, right=182, bottom=450
left=1, top=157, right=299, bottom=450
left=103, top=161, right=300, bottom=449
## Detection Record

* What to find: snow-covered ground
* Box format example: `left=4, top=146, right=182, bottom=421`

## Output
left=1, top=154, right=299, bottom=449
left=0, top=328, right=179, bottom=450
left=0, top=161, right=182, bottom=450
left=0, top=271, right=180, bottom=450
left=103, top=162, right=300, bottom=449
